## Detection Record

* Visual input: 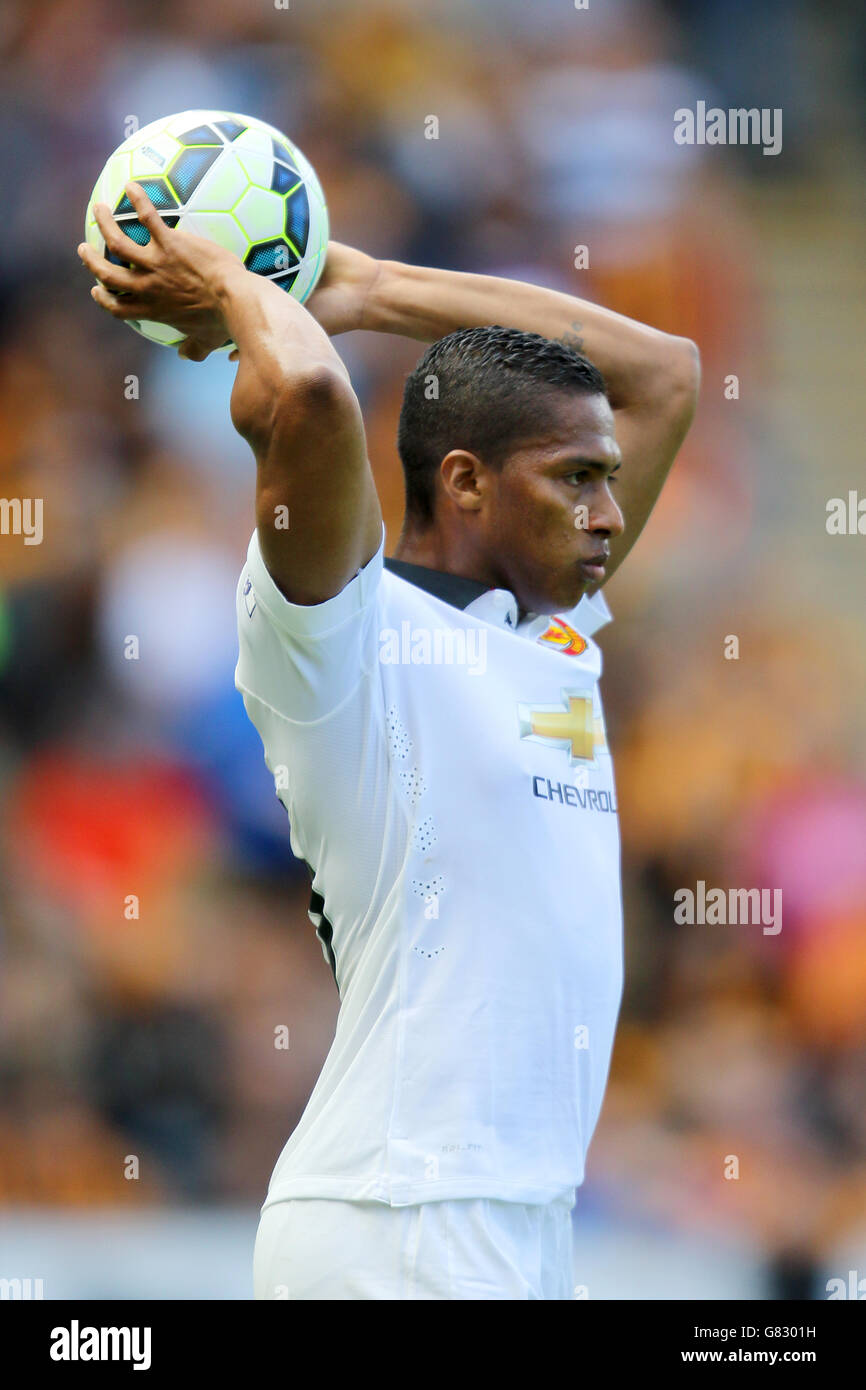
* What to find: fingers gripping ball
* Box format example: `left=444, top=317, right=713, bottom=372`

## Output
left=84, top=110, right=329, bottom=348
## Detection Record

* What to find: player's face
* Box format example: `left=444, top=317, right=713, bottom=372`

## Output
left=482, top=392, right=625, bottom=614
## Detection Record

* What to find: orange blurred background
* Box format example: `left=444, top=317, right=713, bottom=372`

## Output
left=1, top=0, right=864, bottom=1297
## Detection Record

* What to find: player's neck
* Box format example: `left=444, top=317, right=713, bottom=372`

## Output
left=393, top=525, right=492, bottom=589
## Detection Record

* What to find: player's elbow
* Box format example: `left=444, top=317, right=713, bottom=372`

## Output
left=233, top=363, right=355, bottom=450
left=647, top=335, right=700, bottom=440
left=270, top=365, right=359, bottom=440
left=666, top=335, right=701, bottom=407
left=285, top=363, right=354, bottom=411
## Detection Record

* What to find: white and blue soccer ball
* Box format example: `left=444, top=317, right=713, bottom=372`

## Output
left=84, top=109, right=329, bottom=347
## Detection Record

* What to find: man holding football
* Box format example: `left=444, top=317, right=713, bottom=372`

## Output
left=79, top=181, right=699, bottom=1300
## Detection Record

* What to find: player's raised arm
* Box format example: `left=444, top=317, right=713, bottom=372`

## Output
left=344, top=251, right=699, bottom=587
left=224, top=277, right=382, bottom=606
left=78, top=184, right=382, bottom=607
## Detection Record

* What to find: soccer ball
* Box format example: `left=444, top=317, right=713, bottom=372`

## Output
left=84, top=110, right=329, bottom=348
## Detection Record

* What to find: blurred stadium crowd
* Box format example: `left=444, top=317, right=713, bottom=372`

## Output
left=1, top=0, right=865, bottom=1297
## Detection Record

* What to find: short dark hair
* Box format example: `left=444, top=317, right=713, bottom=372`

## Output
left=396, top=324, right=607, bottom=527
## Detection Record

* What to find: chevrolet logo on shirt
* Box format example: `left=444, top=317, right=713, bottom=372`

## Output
left=518, top=690, right=606, bottom=764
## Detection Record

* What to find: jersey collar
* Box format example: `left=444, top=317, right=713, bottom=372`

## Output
left=383, top=557, right=494, bottom=612
left=383, top=556, right=612, bottom=637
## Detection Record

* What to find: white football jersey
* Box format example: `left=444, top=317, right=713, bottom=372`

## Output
left=235, top=523, right=624, bottom=1209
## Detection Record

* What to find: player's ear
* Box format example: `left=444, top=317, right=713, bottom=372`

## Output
left=441, top=449, right=485, bottom=513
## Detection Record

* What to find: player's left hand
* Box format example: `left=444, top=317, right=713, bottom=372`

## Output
left=303, top=241, right=383, bottom=337
left=225, top=240, right=383, bottom=361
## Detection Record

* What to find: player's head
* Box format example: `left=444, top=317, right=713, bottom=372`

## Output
left=397, top=325, right=624, bottom=614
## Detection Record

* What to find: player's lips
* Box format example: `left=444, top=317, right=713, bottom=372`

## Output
left=579, top=553, right=608, bottom=579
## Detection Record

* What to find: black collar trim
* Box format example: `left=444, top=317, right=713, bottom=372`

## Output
left=383, top=556, right=492, bottom=612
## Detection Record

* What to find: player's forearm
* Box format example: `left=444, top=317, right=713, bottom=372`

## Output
left=363, top=258, right=695, bottom=410
left=213, top=261, right=351, bottom=443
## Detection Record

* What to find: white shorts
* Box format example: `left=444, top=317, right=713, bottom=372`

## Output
left=253, top=1195, right=576, bottom=1301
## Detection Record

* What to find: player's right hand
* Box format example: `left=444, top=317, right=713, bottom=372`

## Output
left=78, top=180, right=241, bottom=358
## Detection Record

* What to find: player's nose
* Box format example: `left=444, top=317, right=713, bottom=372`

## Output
left=591, top=488, right=625, bottom=539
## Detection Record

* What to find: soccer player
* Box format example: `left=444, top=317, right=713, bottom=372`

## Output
left=79, top=183, right=699, bottom=1301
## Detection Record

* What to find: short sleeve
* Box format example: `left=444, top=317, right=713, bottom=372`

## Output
left=235, top=522, right=386, bottom=724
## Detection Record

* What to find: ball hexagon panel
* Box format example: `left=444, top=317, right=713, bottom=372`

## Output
left=244, top=239, right=298, bottom=277
left=105, top=215, right=179, bottom=266
left=285, top=140, right=329, bottom=228
left=108, top=218, right=151, bottom=252
left=271, top=137, right=300, bottom=174
left=233, top=186, right=287, bottom=243
left=90, top=152, right=130, bottom=217
left=234, top=150, right=274, bottom=190
left=114, top=178, right=178, bottom=215
left=214, top=117, right=246, bottom=142
left=284, top=185, right=310, bottom=255
left=189, top=153, right=248, bottom=213
left=271, top=161, right=300, bottom=195
left=129, top=133, right=180, bottom=181
left=167, top=146, right=222, bottom=202
left=232, top=124, right=273, bottom=160
left=177, top=123, right=221, bottom=146
left=180, top=211, right=249, bottom=263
